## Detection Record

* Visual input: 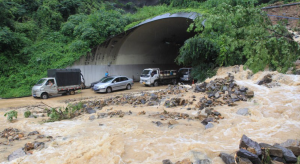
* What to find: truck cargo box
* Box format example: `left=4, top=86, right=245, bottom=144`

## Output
left=47, top=69, right=81, bottom=86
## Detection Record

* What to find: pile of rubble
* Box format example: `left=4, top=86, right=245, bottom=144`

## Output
left=0, top=128, right=53, bottom=161
left=220, top=135, right=300, bottom=164
left=194, top=74, right=254, bottom=106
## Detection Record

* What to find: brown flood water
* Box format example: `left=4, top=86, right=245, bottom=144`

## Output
left=0, top=66, right=300, bottom=164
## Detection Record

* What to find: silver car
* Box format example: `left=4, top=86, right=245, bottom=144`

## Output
left=92, top=76, right=134, bottom=93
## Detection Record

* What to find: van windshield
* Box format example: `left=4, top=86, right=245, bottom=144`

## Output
left=36, top=79, right=47, bottom=85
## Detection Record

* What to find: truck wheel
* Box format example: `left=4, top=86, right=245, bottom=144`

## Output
left=69, top=90, right=75, bottom=95
left=126, top=84, right=131, bottom=90
left=172, top=79, right=177, bottom=85
left=106, top=87, right=112, bottom=93
left=41, top=93, right=48, bottom=99
left=154, top=81, right=158, bottom=87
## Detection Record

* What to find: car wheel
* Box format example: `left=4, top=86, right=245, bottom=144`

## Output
left=154, top=81, right=158, bottom=87
left=69, top=90, right=75, bottom=95
left=126, top=84, right=131, bottom=90
left=41, top=93, right=48, bottom=99
left=106, top=87, right=112, bottom=93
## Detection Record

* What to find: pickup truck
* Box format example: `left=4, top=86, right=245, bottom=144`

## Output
left=31, top=69, right=84, bottom=99
left=140, top=68, right=178, bottom=86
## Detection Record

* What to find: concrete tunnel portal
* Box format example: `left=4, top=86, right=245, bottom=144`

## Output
left=70, top=12, right=201, bottom=86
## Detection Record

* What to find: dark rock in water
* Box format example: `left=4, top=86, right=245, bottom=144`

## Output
left=89, top=115, right=96, bottom=120
left=219, top=153, right=235, bottom=164
left=246, top=90, right=254, bottom=98
left=192, top=95, right=196, bottom=98
left=279, top=139, right=300, bottom=156
left=8, top=148, right=26, bottom=161
left=34, top=142, right=45, bottom=150
left=259, top=143, right=283, bottom=157
left=263, top=74, right=272, bottom=83
left=141, top=99, right=146, bottom=104
left=205, top=122, right=214, bottom=129
left=257, top=80, right=264, bottom=85
left=237, top=108, right=250, bottom=116
left=239, top=87, right=248, bottom=92
left=162, top=159, right=172, bottom=164
left=213, top=111, right=221, bottom=116
left=207, top=100, right=212, bottom=104
left=86, top=108, right=96, bottom=114
left=235, top=156, right=252, bottom=164
left=187, top=108, right=191, bottom=110
left=201, top=117, right=214, bottom=125
left=273, top=144, right=297, bottom=163
left=28, top=131, right=39, bottom=136
left=236, top=149, right=262, bottom=164
left=155, top=121, right=162, bottom=127
left=239, top=134, right=262, bottom=155
left=24, top=143, right=34, bottom=151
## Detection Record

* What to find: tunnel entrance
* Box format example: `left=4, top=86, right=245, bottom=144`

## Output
left=71, top=12, right=200, bottom=86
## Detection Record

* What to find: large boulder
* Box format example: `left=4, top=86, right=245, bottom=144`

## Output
left=273, top=144, right=297, bottom=163
left=279, top=139, right=300, bottom=156
left=8, top=148, right=26, bottom=161
left=219, top=153, right=235, bottom=164
left=236, top=149, right=262, bottom=164
left=239, top=135, right=262, bottom=156
left=259, top=143, right=283, bottom=157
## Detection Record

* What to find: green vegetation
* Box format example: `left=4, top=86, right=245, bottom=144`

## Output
left=176, top=1, right=300, bottom=81
left=24, top=111, right=32, bottom=118
left=0, top=0, right=299, bottom=98
left=4, top=110, right=18, bottom=122
left=46, top=102, right=83, bottom=122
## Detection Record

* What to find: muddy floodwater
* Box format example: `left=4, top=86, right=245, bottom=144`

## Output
left=0, top=66, right=300, bottom=164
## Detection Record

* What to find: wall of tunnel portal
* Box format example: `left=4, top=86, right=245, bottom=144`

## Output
left=70, top=15, right=197, bottom=86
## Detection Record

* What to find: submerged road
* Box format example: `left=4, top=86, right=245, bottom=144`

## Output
left=0, top=83, right=168, bottom=109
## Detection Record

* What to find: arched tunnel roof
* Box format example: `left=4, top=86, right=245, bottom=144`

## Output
left=130, top=12, right=203, bottom=30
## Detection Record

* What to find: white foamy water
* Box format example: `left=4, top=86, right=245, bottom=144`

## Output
left=1, top=66, right=300, bottom=164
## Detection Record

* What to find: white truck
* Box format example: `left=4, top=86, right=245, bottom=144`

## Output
left=31, top=69, right=84, bottom=99
left=140, top=68, right=179, bottom=86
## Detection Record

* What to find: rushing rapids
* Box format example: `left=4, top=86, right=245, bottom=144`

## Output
left=0, top=65, right=299, bottom=164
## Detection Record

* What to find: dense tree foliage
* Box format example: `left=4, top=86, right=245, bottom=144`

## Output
left=0, top=0, right=299, bottom=98
left=176, top=1, right=300, bottom=81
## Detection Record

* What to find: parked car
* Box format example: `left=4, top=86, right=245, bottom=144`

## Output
left=93, top=76, right=134, bottom=93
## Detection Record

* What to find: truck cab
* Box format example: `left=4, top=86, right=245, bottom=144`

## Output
left=140, top=68, right=159, bottom=86
left=32, top=78, right=60, bottom=99
left=140, top=68, right=178, bottom=86
left=32, top=69, right=82, bottom=99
